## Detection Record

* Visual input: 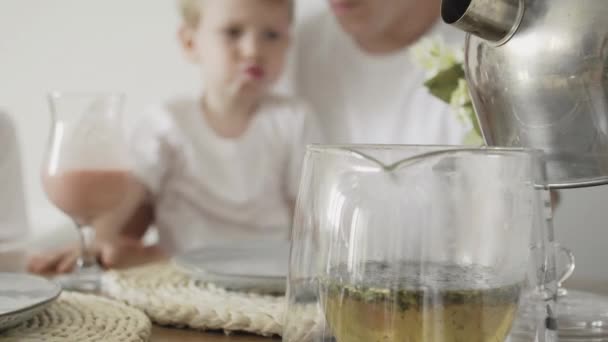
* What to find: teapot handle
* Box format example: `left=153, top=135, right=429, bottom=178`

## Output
left=555, top=244, right=576, bottom=297
left=530, top=242, right=575, bottom=297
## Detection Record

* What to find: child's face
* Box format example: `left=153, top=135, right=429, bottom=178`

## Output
left=182, top=0, right=291, bottom=99
left=327, top=0, right=420, bottom=39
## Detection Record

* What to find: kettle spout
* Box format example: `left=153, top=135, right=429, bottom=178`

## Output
left=441, top=0, right=524, bottom=42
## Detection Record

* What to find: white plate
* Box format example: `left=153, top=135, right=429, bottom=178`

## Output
left=0, top=273, right=62, bottom=331
left=173, top=240, right=289, bottom=294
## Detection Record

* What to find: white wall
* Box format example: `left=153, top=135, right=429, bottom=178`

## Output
left=1, top=0, right=606, bottom=284
left=554, top=188, right=608, bottom=284
left=0, top=0, right=197, bottom=230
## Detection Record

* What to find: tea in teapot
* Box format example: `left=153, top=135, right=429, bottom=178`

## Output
left=323, top=261, right=521, bottom=342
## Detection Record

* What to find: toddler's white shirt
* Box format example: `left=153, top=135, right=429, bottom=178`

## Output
left=127, top=95, right=320, bottom=254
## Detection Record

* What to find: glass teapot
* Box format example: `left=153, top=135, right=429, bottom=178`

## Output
left=283, top=145, right=558, bottom=342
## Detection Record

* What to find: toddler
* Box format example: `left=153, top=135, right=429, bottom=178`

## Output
left=28, top=0, right=320, bottom=273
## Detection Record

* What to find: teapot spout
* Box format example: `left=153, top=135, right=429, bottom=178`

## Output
left=441, top=0, right=524, bottom=42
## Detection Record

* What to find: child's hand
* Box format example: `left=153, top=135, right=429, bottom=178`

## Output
left=100, top=238, right=167, bottom=270
left=27, top=238, right=167, bottom=275
left=27, top=244, right=82, bottom=275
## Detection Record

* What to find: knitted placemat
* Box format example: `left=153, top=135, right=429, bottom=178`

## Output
left=101, top=262, right=321, bottom=337
left=0, top=292, right=151, bottom=342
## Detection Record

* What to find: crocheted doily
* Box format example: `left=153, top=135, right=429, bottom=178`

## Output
left=0, top=292, right=151, bottom=342
left=101, top=262, right=320, bottom=337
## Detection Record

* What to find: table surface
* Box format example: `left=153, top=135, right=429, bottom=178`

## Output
left=149, top=277, right=608, bottom=341
left=151, top=326, right=279, bottom=342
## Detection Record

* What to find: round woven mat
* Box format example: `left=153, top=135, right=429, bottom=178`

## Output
left=101, top=262, right=320, bottom=337
left=0, top=292, right=151, bottom=342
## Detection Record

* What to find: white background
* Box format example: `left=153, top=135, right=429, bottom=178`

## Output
left=0, top=0, right=605, bottom=284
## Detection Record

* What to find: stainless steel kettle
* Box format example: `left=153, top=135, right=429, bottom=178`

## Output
left=441, top=0, right=608, bottom=188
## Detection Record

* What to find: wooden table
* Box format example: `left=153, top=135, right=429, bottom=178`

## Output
left=148, top=278, right=608, bottom=341
left=151, top=326, right=279, bottom=342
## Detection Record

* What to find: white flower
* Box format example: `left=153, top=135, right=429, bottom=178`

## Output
left=455, top=105, right=472, bottom=125
left=450, top=79, right=472, bottom=122
left=411, top=37, right=463, bottom=77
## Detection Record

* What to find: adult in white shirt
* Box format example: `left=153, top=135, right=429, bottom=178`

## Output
left=293, top=0, right=468, bottom=145
left=0, top=110, right=29, bottom=242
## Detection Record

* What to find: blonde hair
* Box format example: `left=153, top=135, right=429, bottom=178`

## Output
left=178, top=0, right=294, bottom=28
left=179, top=0, right=202, bottom=28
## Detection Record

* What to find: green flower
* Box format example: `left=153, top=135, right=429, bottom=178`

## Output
left=412, top=37, right=483, bottom=145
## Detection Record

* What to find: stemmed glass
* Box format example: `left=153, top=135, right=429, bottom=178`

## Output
left=42, top=92, right=134, bottom=291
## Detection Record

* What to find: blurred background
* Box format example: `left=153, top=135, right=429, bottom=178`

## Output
left=0, top=0, right=606, bottom=287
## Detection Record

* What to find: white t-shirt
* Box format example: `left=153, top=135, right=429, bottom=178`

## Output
left=0, top=111, right=29, bottom=241
left=127, top=95, right=320, bottom=254
left=293, top=14, right=469, bottom=145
